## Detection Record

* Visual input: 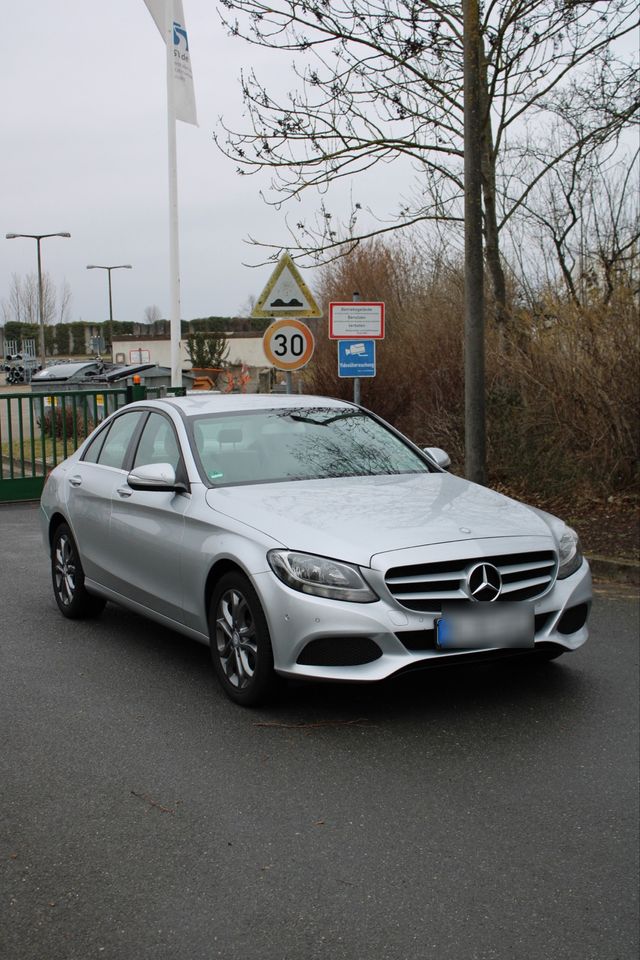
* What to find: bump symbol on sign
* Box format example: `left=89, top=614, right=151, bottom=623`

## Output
left=251, top=253, right=322, bottom=319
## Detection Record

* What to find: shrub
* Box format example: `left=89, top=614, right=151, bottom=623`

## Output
left=186, top=332, right=230, bottom=369
left=4, top=321, right=39, bottom=343
left=39, top=404, right=95, bottom=441
left=488, top=291, right=639, bottom=495
left=70, top=322, right=87, bottom=355
left=54, top=323, right=71, bottom=355
left=304, top=238, right=639, bottom=498
left=189, top=317, right=230, bottom=333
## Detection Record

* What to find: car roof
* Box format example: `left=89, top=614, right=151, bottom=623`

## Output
left=159, top=393, right=357, bottom=417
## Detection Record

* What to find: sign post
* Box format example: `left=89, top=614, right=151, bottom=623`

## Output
left=352, top=291, right=361, bottom=405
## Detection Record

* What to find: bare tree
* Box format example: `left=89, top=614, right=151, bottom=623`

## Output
left=217, top=0, right=638, bottom=325
left=144, top=304, right=162, bottom=324
left=237, top=293, right=257, bottom=316
left=588, top=150, right=640, bottom=303
left=507, top=146, right=639, bottom=306
left=57, top=280, right=72, bottom=324
left=1, top=273, right=26, bottom=326
left=1, top=272, right=67, bottom=326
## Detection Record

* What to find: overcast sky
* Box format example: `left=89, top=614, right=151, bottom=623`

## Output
left=0, top=1, right=351, bottom=325
left=4, top=3, right=636, bottom=329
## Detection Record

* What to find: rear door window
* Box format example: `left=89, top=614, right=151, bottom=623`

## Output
left=96, top=412, right=144, bottom=470
left=82, top=424, right=110, bottom=464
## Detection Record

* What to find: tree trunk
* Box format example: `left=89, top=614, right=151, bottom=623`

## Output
left=478, top=33, right=508, bottom=331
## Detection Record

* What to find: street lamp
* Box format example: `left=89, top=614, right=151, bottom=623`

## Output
left=5, top=232, right=71, bottom=369
left=86, top=264, right=133, bottom=325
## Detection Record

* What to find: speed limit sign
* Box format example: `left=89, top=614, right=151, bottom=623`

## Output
left=262, top=319, right=315, bottom=370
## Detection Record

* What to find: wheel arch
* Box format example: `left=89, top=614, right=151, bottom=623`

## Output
left=48, top=512, right=70, bottom=550
left=204, top=558, right=250, bottom=620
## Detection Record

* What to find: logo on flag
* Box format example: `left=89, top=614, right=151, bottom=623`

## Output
left=173, top=22, right=189, bottom=49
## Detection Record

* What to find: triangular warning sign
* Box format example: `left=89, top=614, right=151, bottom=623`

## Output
left=251, top=253, right=322, bottom=318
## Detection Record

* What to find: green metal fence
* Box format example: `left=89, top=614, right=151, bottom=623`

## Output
left=0, top=385, right=187, bottom=502
left=0, top=388, right=129, bottom=502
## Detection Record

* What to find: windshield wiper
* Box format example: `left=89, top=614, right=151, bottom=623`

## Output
left=287, top=411, right=361, bottom=427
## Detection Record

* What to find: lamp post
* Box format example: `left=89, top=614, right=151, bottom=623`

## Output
left=86, top=264, right=133, bottom=326
left=5, top=232, right=71, bottom=369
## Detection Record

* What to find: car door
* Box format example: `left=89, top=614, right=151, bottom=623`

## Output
left=66, top=410, right=146, bottom=587
left=107, top=410, right=190, bottom=624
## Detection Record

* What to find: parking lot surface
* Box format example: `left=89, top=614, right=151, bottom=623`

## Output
left=1, top=502, right=638, bottom=960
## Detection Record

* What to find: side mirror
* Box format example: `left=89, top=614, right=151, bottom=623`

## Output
left=127, top=462, right=187, bottom=493
left=423, top=447, right=451, bottom=470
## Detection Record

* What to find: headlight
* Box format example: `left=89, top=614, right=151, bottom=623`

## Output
left=267, top=550, right=378, bottom=603
left=557, top=526, right=583, bottom=579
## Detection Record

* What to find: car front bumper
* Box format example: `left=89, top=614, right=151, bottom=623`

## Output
left=252, top=554, right=592, bottom=683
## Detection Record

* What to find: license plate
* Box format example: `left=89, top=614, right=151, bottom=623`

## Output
left=435, top=602, right=534, bottom=650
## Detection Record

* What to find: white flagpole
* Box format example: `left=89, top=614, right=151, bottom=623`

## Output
left=165, top=0, right=182, bottom=388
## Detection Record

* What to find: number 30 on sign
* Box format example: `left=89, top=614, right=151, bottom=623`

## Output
left=262, top=319, right=315, bottom=370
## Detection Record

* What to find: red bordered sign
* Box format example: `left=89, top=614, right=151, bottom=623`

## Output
left=329, top=302, right=385, bottom=339
left=262, top=319, right=315, bottom=370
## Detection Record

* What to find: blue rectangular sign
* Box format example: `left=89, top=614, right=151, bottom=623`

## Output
left=337, top=340, right=376, bottom=378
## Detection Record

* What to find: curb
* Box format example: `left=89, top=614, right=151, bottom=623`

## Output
left=587, top=554, right=640, bottom=587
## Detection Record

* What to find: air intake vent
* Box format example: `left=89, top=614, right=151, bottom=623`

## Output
left=385, top=551, right=557, bottom=612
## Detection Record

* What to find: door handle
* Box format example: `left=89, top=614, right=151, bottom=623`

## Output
left=116, top=487, right=133, bottom=498
left=68, top=476, right=82, bottom=487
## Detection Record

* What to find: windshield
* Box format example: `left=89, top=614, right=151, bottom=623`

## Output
left=189, top=407, right=431, bottom=486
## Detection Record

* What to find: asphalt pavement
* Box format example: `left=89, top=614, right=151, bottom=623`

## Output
left=1, top=502, right=638, bottom=960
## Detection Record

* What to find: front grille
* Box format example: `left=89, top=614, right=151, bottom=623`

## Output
left=385, top=551, right=557, bottom=612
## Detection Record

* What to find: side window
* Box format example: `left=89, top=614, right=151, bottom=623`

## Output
left=133, top=413, right=181, bottom=472
left=96, top=412, right=143, bottom=470
left=82, top=424, right=110, bottom=464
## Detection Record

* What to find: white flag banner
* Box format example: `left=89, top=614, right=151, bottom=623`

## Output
left=144, top=0, right=198, bottom=125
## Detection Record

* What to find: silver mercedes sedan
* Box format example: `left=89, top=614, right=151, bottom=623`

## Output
left=41, top=394, right=591, bottom=705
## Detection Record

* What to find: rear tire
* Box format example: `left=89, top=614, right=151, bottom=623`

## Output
left=209, top=572, right=278, bottom=707
left=51, top=523, right=106, bottom=619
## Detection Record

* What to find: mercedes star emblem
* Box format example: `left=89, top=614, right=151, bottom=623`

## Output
left=467, top=562, right=502, bottom=601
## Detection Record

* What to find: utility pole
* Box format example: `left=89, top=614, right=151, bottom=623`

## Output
left=463, top=0, right=487, bottom=484
left=5, top=232, right=71, bottom=369
left=86, top=265, right=133, bottom=325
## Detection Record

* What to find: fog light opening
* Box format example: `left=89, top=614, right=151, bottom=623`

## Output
left=557, top=603, right=589, bottom=635
left=296, top=637, right=382, bottom=667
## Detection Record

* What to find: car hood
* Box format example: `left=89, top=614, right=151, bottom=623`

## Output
left=205, top=472, right=555, bottom=567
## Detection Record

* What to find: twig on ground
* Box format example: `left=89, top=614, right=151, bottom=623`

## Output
left=253, top=718, right=370, bottom=729
left=131, top=790, right=176, bottom=814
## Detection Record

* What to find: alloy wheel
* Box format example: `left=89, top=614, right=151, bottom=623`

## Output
left=54, top=533, right=77, bottom=607
left=215, top=588, right=259, bottom=689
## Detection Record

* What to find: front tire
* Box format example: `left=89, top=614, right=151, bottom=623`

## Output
left=533, top=643, right=566, bottom=662
left=51, top=523, right=106, bottom=619
left=209, top=572, right=277, bottom=706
